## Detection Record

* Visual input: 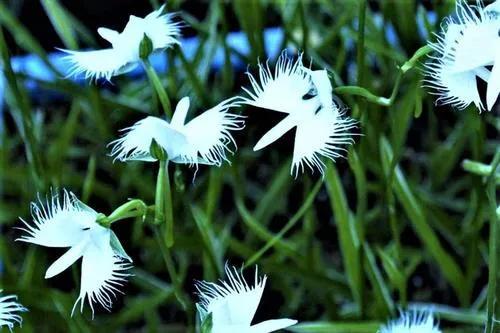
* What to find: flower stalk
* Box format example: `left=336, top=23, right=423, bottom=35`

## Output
left=155, top=158, right=175, bottom=247
left=96, top=199, right=148, bottom=228
left=142, top=58, right=172, bottom=119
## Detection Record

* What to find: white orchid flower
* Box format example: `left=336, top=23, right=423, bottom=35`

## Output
left=17, top=191, right=132, bottom=316
left=241, top=52, right=356, bottom=177
left=109, top=96, right=244, bottom=166
left=378, top=310, right=441, bottom=333
left=0, top=291, right=27, bottom=331
left=61, top=5, right=181, bottom=81
left=196, top=265, right=297, bottom=333
left=425, top=0, right=500, bottom=111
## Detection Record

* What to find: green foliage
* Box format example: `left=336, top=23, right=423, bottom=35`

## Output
left=0, top=0, right=498, bottom=332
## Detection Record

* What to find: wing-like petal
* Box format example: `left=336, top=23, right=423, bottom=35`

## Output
left=487, top=53, right=500, bottom=110
left=250, top=319, right=298, bottom=333
left=175, top=97, right=244, bottom=166
left=292, top=106, right=356, bottom=177
left=143, top=5, right=181, bottom=50
left=17, top=190, right=97, bottom=248
left=0, top=292, right=27, bottom=331
left=241, top=52, right=313, bottom=114
left=109, top=116, right=187, bottom=162
left=253, top=114, right=298, bottom=151
left=379, top=309, right=441, bottom=333
left=170, top=96, right=191, bottom=128
left=196, top=265, right=265, bottom=327
left=72, top=226, right=132, bottom=316
left=45, top=239, right=87, bottom=279
left=60, top=48, right=133, bottom=81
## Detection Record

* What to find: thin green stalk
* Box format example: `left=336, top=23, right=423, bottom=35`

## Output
left=485, top=150, right=500, bottom=333
left=155, top=160, right=175, bottom=247
left=142, top=59, right=172, bottom=119
left=356, top=0, right=366, bottom=88
left=153, top=227, right=190, bottom=313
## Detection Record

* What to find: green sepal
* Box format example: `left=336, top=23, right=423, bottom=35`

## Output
left=110, top=230, right=133, bottom=262
left=199, top=308, right=212, bottom=333
left=139, top=33, right=153, bottom=60
left=150, top=139, right=168, bottom=161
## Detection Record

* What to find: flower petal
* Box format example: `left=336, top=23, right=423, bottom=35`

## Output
left=45, top=239, right=87, bottom=279
left=241, top=52, right=313, bottom=114
left=17, top=190, right=97, bottom=248
left=72, top=227, right=132, bottom=316
left=170, top=96, right=191, bottom=128
left=250, top=319, right=298, bottom=333
left=292, top=107, right=356, bottom=177
left=0, top=292, right=27, bottom=331
left=487, top=54, right=500, bottom=110
left=379, top=309, right=441, bottom=333
left=97, top=27, right=119, bottom=44
left=109, top=116, right=187, bottom=162
left=253, top=114, right=298, bottom=151
left=59, top=48, right=133, bottom=81
left=174, top=97, right=245, bottom=166
left=196, top=265, right=265, bottom=327
left=142, top=6, right=181, bottom=50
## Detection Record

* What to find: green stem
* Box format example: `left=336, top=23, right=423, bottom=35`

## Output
left=356, top=0, right=366, bottom=88
left=155, top=160, right=175, bottom=247
left=335, top=44, right=432, bottom=107
left=463, top=159, right=500, bottom=184
left=142, top=59, right=172, bottom=119
left=96, top=199, right=147, bottom=228
left=153, top=227, right=190, bottom=312
left=485, top=150, right=500, bottom=333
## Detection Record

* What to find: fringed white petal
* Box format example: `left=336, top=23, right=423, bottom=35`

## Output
left=196, top=265, right=266, bottom=327
left=60, top=48, right=133, bottom=81
left=17, top=190, right=97, bottom=248
left=292, top=106, right=356, bottom=177
left=174, top=97, right=245, bottom=166
left=448, top=1, right=497, bottom=72
left=250, top=319, right=298, bottom=333
left=241, top=52, right=315, bottom=114
left=72, top=226, right=132, bottom=317
left=424, top=60, right=483, bottom=110
left=0, top=292, right=27, bottom=331
left=379, top=310, right=441, bottom=333
left=425, top=0, right=499, bottom=111
left=143, top=5, right=182, bottom=50
left=109, top=116, right=187, bottom=162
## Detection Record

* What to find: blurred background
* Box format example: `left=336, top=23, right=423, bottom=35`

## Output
left=0, top=0, right=498, bottom=332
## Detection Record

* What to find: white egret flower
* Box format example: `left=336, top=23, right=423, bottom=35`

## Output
left=17, top=191, right=132, bottom=316
left=109, top=96, right=244, bottom=166
left=241, top=52, right=356, bottom=177
left=195, top=265, right=297, bottom=333
left=0, top=291, right=27, bottom=331
left=425, top=0, right=500, bottom=111
left=61, top=5, right=181, bottom=81
left=378, top=310, right=441, bottom=333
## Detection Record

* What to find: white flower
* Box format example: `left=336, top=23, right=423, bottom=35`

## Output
left=109, top=96, right=244, bottom=166
left=17, top=191, right=132, bottom=316
left=241, top=52, right=356, bottom=177
left=378, top=310, right=441, bottom=333
left=61, top=5, right=181, bottom=81
left=0, top=291, right=27, bottom=331
left=195, top=265, right=297, bottom=333
left=425, top=0, right=500, bottom=111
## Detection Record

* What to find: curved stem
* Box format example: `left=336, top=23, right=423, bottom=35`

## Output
left=142, top=59, right=172, bottom=119
left=96, top=199, right=147, bottom=228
